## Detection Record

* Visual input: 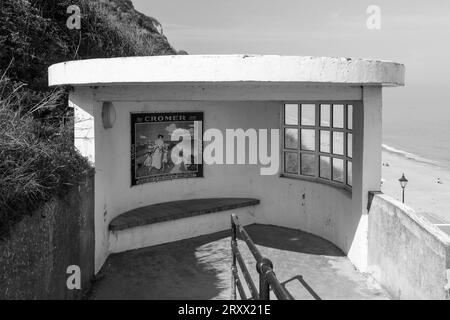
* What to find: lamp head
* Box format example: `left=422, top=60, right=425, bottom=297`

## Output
left=399, top=173, right=408, bottom=189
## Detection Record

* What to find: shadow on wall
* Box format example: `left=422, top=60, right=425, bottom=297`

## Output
left=0, top=172, right=95, bottom=300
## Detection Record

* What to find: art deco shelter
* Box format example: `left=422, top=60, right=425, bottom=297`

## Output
left=48, top=56, right=448, bottom=299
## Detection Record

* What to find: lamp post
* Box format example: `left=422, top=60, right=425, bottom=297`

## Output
left=398, top=173, right=408, bottom=203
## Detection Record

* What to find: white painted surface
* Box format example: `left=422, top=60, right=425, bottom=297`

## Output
left=92, top=83, right=363, bottom=102
left=70, top=88, right=95, bottom=164
left=72, top=85, right=367, bottom=273
left=368, top=193, right=450, bottom=300
left=347, top=86, right=383, bottom=271
left=48, top=55, right=405, bottom=87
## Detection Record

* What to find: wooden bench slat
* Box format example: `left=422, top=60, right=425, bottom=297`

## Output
left=109, top=198, right=260, bottom=232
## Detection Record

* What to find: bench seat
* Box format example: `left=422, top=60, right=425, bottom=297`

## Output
left=109, top=198, right=260, bottom=232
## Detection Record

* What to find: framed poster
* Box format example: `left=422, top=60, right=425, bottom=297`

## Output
left=131, top=112, right=204, bottom=186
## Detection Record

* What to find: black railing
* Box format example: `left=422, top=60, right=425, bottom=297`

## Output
left=231, top=214, right=293, bottom=300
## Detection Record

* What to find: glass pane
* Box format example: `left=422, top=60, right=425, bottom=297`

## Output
left=284, top=152, right=298, bottom=174
left=333, top=132, right=344, bottom=155
left=301, top=104, right=315, bottom=126
left=332, top=158, right=344, bottom=182
left=301, top=129, right=315, bottom=151
left=284, top=128, right=298, bottom=149
left=347, top=161, right=353, bottom=186
left=347, top=105, right=353, bottom=130
left=301, top=153, right=315, bottom=176
left=333, top=104, right=344, bottom=128
left=285, top=104, right=298, bottom=125
left=320, top=104, right=330, bottom=127
left=320, top=130, right=330, bottom=153
left=320, top=156, right=331, bottom=180
left=347, top=133, right=353, bottom=158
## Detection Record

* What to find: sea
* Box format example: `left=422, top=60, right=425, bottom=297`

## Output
left=383, top=93, right=450, bottom=170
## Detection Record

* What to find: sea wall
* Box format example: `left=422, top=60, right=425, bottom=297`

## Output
left=368, top=192, right=450, bottom=300
left=0, top=172, right=95, bottom=300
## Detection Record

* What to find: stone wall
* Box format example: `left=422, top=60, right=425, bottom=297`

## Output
left=0, top=172, right=95, bottom=300
left=368, top=192, right=450, bottom=300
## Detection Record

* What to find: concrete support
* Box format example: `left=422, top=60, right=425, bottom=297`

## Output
left=71, top=88, right=108, bottom=273
left=71, top=88, right=110, bottom=273
left=347, top=86, right=382, bottom=272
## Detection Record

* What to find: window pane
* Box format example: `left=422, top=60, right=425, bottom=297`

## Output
left=347, top=105, right=353, bottom=130
left=347, top=133, right=353, bottom=158
left=332, top=158, right=344, bottom=182
left=301, top=104, right=315, bottom=126
left=301, top=153, right=315, bottom=176
left=284, top=128, right=298, bottom=149
left=285, top=152, right=298, bottom=174
left=320, top=156, right=331, bottom=180
left=320, top=104, right=330, bottom=127
left=333, top=132, right=344, bottom=155
left=320, top=130, right=330, bottom=153
left=333, top=104, right=344, bottom=128
left=347, top=161, right=353, bottom=186
left=285, top=104, right=298, bottom=125
left=301, top=129, right=315, bottom=151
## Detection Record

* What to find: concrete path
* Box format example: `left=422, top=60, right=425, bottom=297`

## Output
left=89, top=225, right=389, bottom=300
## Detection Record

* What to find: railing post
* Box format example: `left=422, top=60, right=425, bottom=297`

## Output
left=259, top=273, right=270, bottom=300
left=257, top=258, right=273, bottom=300
left=231, top=215, right=237, bottom=300
left=230, top=214, right=292, bottom=300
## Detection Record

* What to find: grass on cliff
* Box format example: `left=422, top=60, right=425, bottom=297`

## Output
left=1, top=0, right=177, bottom=91
left=0, top=71, right=91, bottom=237
left=0, top=0, right=180, bottom=236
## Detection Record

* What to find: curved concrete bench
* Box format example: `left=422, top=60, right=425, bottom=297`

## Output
left=108, top=198, right=260, bottom=253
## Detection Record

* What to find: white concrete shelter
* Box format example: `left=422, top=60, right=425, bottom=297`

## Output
left=49, top=55, right=405, bottom=274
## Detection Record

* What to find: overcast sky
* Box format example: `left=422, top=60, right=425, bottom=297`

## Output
left=133, top=0, right=450, bottom=126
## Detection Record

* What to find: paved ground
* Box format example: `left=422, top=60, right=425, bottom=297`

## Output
left=89, top=225, right=389, bottom=300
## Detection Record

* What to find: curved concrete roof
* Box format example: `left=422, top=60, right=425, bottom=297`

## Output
left=48, top=55, right=405, bottom=87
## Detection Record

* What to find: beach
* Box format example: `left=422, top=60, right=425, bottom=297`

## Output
left=381, top=148, right=450, bottom=224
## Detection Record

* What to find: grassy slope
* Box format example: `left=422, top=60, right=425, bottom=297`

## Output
left=1, top=0, right=178, bottom=90
left=0, top=0, right=180, bottom=235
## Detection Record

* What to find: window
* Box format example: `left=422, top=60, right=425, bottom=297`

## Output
left=282, top=103, right=354, bottom=188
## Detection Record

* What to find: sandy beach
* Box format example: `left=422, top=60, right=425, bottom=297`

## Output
left=381, top=150, right=450, bottom=224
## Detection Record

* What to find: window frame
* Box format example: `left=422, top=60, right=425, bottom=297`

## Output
left=280, top=101, right=357, bottom=191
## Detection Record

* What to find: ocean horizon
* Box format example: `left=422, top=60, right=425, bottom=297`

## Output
left=383, top=87, right=450, bottom=171
left=382, top=123, right=450, bottom=169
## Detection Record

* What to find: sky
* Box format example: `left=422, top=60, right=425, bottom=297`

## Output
left=132, top=0, right=450, bottom=143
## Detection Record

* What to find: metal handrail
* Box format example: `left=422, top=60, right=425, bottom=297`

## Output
left=231, top=214, right=293, bottom=300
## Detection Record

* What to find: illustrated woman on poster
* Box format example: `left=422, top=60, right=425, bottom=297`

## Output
left=144, top=134, right=168, bottom=172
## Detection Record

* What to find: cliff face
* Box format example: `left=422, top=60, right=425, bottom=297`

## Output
left=101, top=0, right=165, bottom=34
left=0, top=0, right=180, bottom=90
